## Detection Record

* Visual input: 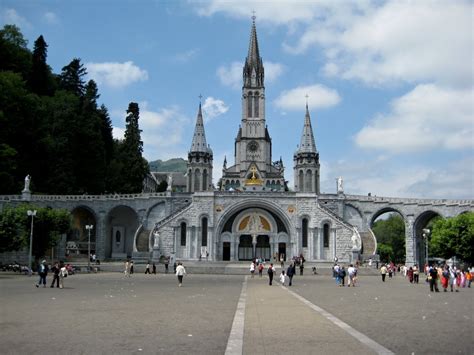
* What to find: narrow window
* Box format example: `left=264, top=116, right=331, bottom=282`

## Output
left=180, top=222, right=187, bottom=246
left=254, top=92, right=259, bottom=117
left=247, top=92, right=253, bottom=118
left=323, top=224, right=329, bottom=248
left=202, top=217, right=208, bottom=247
left=302, top=218, right=308, bottom=248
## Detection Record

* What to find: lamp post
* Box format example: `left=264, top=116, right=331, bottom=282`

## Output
left=422, top=228, right=430, bottom=267
left=27, top=210, right=37, bottom=276
left=85, top=225, right=94, bottom=273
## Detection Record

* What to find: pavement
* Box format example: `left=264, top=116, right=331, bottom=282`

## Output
left=0, top=271, right=472, bottom=354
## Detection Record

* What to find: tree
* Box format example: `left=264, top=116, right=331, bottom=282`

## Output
left=430, top=212, right=474, bottom=264
left=377, top=243, right=394, bottom=263
left=59, top=58, right=87, bottom=97
left=0, top=25, right=31, bottom=79
left=372, top=214, right=406, bottom=263
left=119, top=102, right=149, bottom=193
left=29, top=35, right=55, bottom=96
left=0, top=205, right=71, bottom=259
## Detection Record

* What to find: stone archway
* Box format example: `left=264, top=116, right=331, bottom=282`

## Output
left=106, top=206, right=139, bottom=259
left=413, top=210, right=443, bottom=267
left=66, top=207, right=97, bottom=260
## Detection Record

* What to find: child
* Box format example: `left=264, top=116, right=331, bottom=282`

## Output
left=279, top=270, right=286, bottom=285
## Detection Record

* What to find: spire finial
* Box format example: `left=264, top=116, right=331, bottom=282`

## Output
left=305, top=94, right=309, bottom=107
left=199, top=94, right=203, bottom=104
left=252, top=10, right=256, bottom=23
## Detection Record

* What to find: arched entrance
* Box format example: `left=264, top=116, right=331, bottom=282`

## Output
left=66, top=207, right=96, bottom=260
left=256, top=235, right=270, bottom=260
left=106, top=205, right=139, bottom=259
left=238, top=235, right=252, bottom=260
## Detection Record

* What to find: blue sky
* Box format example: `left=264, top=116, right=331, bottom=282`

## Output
left=1, top=1, right=473, bottom=199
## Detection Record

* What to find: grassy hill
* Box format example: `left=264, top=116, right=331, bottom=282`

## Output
left=148, top=158, right=187, bottom=172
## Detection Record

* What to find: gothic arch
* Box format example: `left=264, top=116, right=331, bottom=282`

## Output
left=369, top=207, right=406, bottom=228
left=106, top=205, right=139, bottom=259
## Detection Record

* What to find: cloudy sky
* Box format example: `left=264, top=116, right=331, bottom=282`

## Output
left=1, top=1, right=472, bottom=199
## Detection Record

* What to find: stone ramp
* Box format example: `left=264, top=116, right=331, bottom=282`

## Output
left=242, top=277, right=380, bottom=355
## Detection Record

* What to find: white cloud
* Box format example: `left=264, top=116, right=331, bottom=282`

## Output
left=274, top=84, right=341, bottom=110
left=112, top=126, right=125, bottom=140
left=86, top=61, right=148, bottom=89
left=43, top=11, right=58, bottom=25
left=174, top=48, right=199, bottom=62
left=217, top=61, right=241, bottom=89
left=264, top=61, right=285, bottom=83
left=355, top=84, right=473, bottom=153
left=202, top=97, right=229, bottom=121
left=2, top=8, right=31, bottom=29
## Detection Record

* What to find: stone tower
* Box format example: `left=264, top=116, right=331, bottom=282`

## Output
left=293, top=103, right=320, bottom=193
left=187, top=102, right=213, bottom=192
left=221, top=17, right=285, bottom=191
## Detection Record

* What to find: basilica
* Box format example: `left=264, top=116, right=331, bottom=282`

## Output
left=1, top=19, right=469, bottom=268
left=151, top=19, right=362, bottom=263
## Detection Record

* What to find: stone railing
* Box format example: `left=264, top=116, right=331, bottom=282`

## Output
left=0, top=192, right=180, bottom=202
left=344, top=194, right=473, bottom=206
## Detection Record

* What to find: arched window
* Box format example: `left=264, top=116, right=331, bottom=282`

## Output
left=302, top=218, right=308, bottom=248
left=180, top=222, right=187, bottom=246
left=202, top=169, right=208, bottom=191
left=194, top=169, right=201, bottom=191
left=187, top=169, right=192, bottom=192
left=323, top=223, right=330, bottom=248
left=299, top=170, right=304, bottom=192
left=201, top=217, right=208, bottom=247
left=247, top=92, right=253, bottom=118
left=254, top=91, right=259, bottom=117
left=306, top=170, right=313, bottom=192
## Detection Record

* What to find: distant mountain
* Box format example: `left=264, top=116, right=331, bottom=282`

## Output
left=149, top=158, right=187, bottom=172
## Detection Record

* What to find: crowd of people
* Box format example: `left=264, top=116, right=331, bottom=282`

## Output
left=34, top=259, right=69, bottom=289
left=379, top=262, right=473, bottom=292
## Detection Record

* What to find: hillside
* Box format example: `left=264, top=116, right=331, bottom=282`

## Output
left=149, top=158, right=187, bottom=172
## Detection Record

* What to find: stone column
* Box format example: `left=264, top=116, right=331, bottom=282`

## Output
left=405, top=215, right=415, bottom=267
left=252, top=234, right=257, bottom=260
left=318, top=228, right=324, bottom=260
left=332, top=227, right=337, bottom=261
left=96, top=210, right=107, bottom=261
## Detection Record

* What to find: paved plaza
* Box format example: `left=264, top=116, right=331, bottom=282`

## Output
left=0, top=271, right=472, bottom=354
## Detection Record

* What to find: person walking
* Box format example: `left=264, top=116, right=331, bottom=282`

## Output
left=413, top=264, right=420, bottom=283
left=267, top=263, right=275, bottom=285
left=36, top=260, right=48, bottom=288
left=287, top=263, right=295, bottom=286
left=50, top=262, right=60, bottom=288
left=380, top=264, right=387, bottom=282
left=258, top=262, right=264, bottom=277
left=59, top=263, right=68, bottom=289
left=250, top=261, right=256, bottom=278
left=339, top=266, right=346, bottom=287
left=428, top=266, right=440, bottom=292
left=176, top=262, right=186, bottom=287
left=348, top=264, right=356, bottom=287
left=279, top=270, right=286, bottom=285
left=152, top=262, right=157, bottom=275
left=145, top=262, right=151, bottom=274
left=130, top=261, right=134, bottom=274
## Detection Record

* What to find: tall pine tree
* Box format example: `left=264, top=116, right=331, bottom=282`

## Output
left=29, top=35, right=55, bottom=96
left=120, top=102, right=149, bottom=193
left=59, top=58, right=86, bottom=97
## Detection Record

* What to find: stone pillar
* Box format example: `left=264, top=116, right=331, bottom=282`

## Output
left=319, top=228, right=324, bottom=260
left=252, top=234, right=257, bottom=260
left=405, top=215, right=415, bottom=267
left=332, top=227, right=337, bottom=261
left=96, top=210, right=107, bottom=261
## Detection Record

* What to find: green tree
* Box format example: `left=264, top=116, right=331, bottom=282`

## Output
left=376, top=243, right=394, bottom=263
left=119, top=102, right=149, bottom=193
left=59, top=58, right=86, bottom=97
left=0, top=205, right=71, bottom=259
left=430, top=212, right=474, bottom=264
left=0, top=25, right=31, bottom=79
left=28, top=35, right=55, bottom=96
left=372, top=214, right=406, bottom=263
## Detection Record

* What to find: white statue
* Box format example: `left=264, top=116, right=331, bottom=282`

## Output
left=166, top=174, right=173, bottom=191
left=351, top=231, right=361, bottom=251
left=153, top=231, right=160, bottom=248
left=337, top=176, right=343, bottom=193
left=24, top=175, right=31, bottom=192
left=246, top=213, right=264, bottom=233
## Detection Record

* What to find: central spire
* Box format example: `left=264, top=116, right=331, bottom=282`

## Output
left=297, top=103, right=317, bottom=154
left=243, top=16, right=264, bottom=88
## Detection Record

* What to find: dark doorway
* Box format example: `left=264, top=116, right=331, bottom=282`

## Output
left=223, top=242, right=230, bottom=261
left=239, top=235, right=253, bottom=260
left=278, top=243, right=286, bottom=261
left=256, top=235, right=270, bottom=261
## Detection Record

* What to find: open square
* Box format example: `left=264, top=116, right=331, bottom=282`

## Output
left=1, top=271, right=472, bottom=354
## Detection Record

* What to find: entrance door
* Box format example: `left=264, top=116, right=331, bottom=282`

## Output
left=256, top=235, right=270, bottom=261
left=278, top=243, right=286, bottom=261
left=238, top=235, right=253, bottom=260
left=223, top=242, right=230, bottom=261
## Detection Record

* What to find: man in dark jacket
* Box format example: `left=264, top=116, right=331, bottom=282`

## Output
left=287, top=263, right=295, bottom=286
left=36, top=260, right=48, bottom=288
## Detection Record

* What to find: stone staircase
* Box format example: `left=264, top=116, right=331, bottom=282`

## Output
left=135, top=228, right=150, bottom=252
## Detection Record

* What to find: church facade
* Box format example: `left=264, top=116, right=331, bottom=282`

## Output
left=0, top=20, right=471, bottom=267
left=153, top=20, right=367, bottom=264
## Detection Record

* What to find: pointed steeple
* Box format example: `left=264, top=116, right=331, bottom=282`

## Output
left=297, top=103, right=317, bottom=154
left=243, top=16, right=264, bottom=88
left=190, top=102, right=212, bottom=154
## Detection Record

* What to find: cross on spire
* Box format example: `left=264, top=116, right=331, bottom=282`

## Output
left=252, top=10, right=256, bottom=22
left=305, top=94, right=309, bottom=105
left=199, top=94, right=203, bottom=103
